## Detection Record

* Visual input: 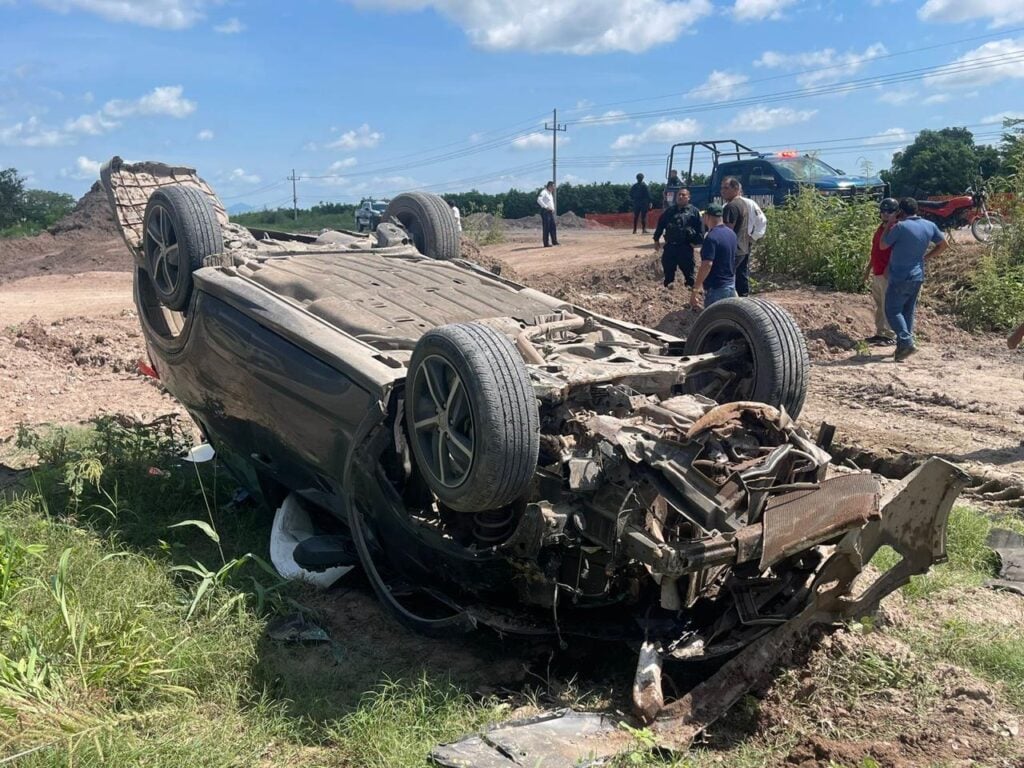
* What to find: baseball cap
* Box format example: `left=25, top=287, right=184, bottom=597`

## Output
left=705, top=202, right=724, bottom=216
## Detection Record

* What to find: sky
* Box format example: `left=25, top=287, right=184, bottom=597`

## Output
left=2, top=0, right=1024, bottom=210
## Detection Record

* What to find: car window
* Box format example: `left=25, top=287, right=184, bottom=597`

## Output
left=748, top=164, right=777, bottom=188
left=772, top=157, right=841, bottom=182
left=718, top=161, right=750, bottom=191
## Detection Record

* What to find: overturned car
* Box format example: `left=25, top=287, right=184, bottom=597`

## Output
left=101, top=158, right=967, bottom=756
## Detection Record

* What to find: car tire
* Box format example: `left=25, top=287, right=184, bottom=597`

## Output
left=683, top=298, right=809, bottom=418
left=384, top=192, right=460, bottom=260
left=142, top=185, right=223, bottom=311
left=405, top=322, right=539, bottom=512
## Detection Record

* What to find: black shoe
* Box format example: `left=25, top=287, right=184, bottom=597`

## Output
left=866, top=335, right=896, bottom=345
left=894, top=344, right=918, bottom=362
left=543, top=244, right=552, bottom=248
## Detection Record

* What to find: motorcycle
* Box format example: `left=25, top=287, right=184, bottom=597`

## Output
left=916, top=183, right=1004, bottom=243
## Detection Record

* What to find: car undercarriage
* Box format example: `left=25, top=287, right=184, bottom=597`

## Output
left=100, top=157, right=969, bottom=763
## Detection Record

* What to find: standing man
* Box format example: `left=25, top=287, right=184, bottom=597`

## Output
left=537, top=181, right=559, bottom=248
left=629, top=173, right=652, bottom=234
left=691, top=203, right=738, bottom=310
left=665, top=169, right=683, bottom=207
left=721, top=177, right=752, bottom=296
left=653, top=188, right=703, bottom=289
left=862, top=198, right=898, bottom=345
left=880, top=197, right=948, bottom=361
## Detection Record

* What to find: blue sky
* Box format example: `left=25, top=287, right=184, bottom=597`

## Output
left=2, top=0, right=1023, bottom=209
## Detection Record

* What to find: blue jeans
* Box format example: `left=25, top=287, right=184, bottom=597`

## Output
left=884, top=278, right=923, bottom=349
left=705, top=284, right=738, bottom=306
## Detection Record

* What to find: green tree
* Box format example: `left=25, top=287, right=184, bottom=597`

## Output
left=0, top=167, right=26, bottom=229
left=22, top=189, right=75, bottom=228
left=882, top=127, right=1001, bottom=197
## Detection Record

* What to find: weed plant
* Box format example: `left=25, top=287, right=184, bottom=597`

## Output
left=957, top=146, right=1024, bottom=331
left=1, top=418, right=501, bottom=766
left=756, top=187, right=879, bottom=293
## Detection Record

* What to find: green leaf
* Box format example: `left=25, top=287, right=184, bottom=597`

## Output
left=168, top=519, right=220, bottom=544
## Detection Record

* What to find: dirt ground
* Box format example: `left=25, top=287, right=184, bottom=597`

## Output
left=1, top=201, right=1023, bottom=765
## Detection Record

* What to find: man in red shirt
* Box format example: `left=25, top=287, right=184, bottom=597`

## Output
left=863, top=198, right=899, bottom=345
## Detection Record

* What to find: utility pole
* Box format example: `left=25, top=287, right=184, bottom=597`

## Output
left=544, top=109, right=566, bottom=211
left=288, top=169, right=298, bottom=220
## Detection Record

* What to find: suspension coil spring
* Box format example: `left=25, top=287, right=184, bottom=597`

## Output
left=473, top=507, right=516, bottom=546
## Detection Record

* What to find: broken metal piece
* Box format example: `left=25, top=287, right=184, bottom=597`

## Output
left=986, top=528, right=1024, bottom=596
left=632, top=641, right=665, bottom=724
left=431, top=710, right=631, bottom=768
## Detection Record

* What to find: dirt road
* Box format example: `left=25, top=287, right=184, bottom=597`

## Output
left=3, top=224, right=1023, bottom=501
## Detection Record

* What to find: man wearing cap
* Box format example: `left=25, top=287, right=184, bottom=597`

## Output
left=862, top=198, right=898, bottom=345
left=881, top=197, right=948, bottom=361
left=630, top=173, right=652, bottom=234
left=690, top=202, right=738, bottom=310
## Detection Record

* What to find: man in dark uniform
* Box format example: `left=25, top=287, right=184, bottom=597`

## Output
left=665, top=169, right=683, bottom=207
left=653, top=187, right=703, bottom=289
left=629, top=173, right=651, bottom=234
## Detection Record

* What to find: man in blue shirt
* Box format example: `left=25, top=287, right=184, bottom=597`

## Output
left=880, top=197, right=948, bottom=361
left=690, top=202, right=738, bottom=310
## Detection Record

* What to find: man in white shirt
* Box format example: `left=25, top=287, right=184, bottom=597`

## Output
left=537, top=181, right=559, bottom=247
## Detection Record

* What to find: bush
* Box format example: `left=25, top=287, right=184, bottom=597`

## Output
left=955, top=142, right=1024, bottom=331
left=756, top=187, right=879, bottom=293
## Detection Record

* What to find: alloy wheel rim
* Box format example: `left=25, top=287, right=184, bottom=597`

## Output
left=410, top=354, right=475, bottom=489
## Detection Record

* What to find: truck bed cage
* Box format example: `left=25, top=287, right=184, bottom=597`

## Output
left=666, top=139, right=762, bottom=184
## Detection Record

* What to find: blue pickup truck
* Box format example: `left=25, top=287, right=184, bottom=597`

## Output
left=665, top=139, right=886, bottom=210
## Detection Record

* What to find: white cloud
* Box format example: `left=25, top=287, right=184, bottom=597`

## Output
left=64, top=155, right=102, bottom=180
left=33, top=0, right=210, bottom=29
left=687, top=70, right=749, bottom=102
left=0, top=116, right=67, bottom=147
left=228, top=168, right=261, bottom=184
left=511, top=132, right=567, bottom=150
left=578, top=110, right=628, bottom=126
left=918, top=0, right=1024, bottom=27
left=197, top=128, right=214, bottom=140
left=877, top=89, right=916, bottom=106
left=733, top=0, right=799, bottom=21
left=64, top=110, right=120, bottom=135
left=724, top=106, right=816, bottom=132
left=104, top=85, right=195, bottom=118
left=864, top=128, right=912, bottom=146
left=346, top=0, right=713, bottom=54
left=611, top=118, right=700, bottom=149
left=923, top=93, right=949, bottom=104
left=214, top=16, right=244, bottom=33
left=755, top=43, right=887, bottom=87
left=327, top=123, right=382, bottom=150
left=925, top=38, right=1024, bottom=90
left=328, top=157, right=358, bottom=171
left=982, top=110, right=1024, bottom=124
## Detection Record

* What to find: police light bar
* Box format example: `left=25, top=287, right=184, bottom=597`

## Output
left=776, top=150, right=799, bottom=158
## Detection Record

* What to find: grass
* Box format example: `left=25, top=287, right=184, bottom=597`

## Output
left=2, top=419, right=1023, bottom=766
left=0, top=419, right=502, bottom=766
left=231, top=209, right=358, bottom=234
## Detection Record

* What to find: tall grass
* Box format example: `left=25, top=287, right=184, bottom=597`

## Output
left=756, top=188, right=879, bottom=293
left=956, top=151, right=1024, bottom=330
left=1, top=419, right=499, bottom=766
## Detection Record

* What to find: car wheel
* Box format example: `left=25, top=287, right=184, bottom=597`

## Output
left=357, top=221, right=365, bottom=232
left=384, top=192, right=460, bottom=260
left=405, top=322, right=539, bottom=512
left=142, top=185, right=223, bottom=311
left=683, top=298, right=809, bottom=418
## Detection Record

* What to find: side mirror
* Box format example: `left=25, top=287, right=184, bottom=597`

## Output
left=835, top=168, right=846, bottom=176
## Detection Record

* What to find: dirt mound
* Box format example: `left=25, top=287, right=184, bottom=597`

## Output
left=506, top=214, right=542, bottom=230
left=0, top=184, right=130, bottom=283
left=47, top=182, right=118, bottom=236
left=558, top=211, right=608, bottom=229
left=458, top=237, right=524, bottom=282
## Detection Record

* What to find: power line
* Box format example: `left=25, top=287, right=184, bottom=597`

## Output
left=559, top=25, right=1024, bottom=121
